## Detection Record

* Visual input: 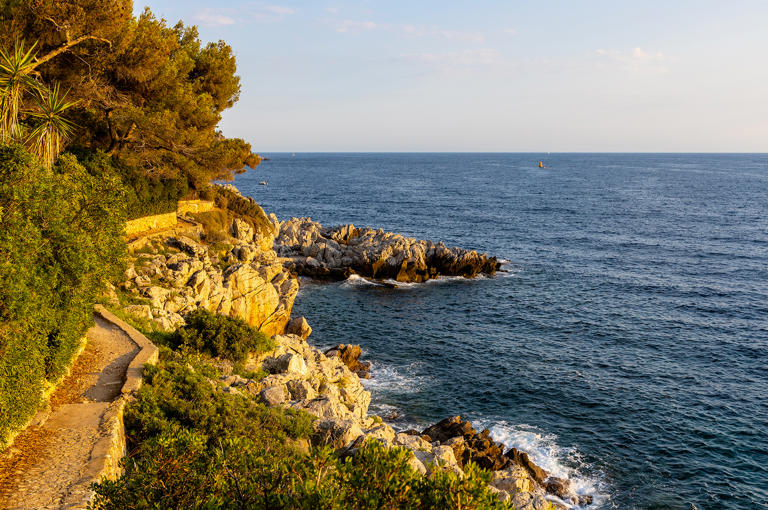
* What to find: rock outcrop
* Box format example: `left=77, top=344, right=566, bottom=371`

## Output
left=210, top=333, right=566, bottom=509
left=324, top=344, right=371, bottom=379
left=274, top=218, right=500, bottom=283
left=120, top=219, right=298, bottom=336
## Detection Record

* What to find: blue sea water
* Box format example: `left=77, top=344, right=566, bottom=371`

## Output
left=233, top=153, right=768, bottom=509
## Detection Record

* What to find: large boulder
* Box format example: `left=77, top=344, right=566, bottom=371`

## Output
left=285, top=316, right=312, bottom=340
left=324, top=344, right=371, bottom=379
left=312, top=418, right=363, bottom=448
left=505, top=448, right=548, bottom=485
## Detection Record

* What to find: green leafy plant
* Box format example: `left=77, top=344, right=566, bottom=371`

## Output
left=26, top=83, right=79, bottom=169
left=171, top=309, right=275, bottom=362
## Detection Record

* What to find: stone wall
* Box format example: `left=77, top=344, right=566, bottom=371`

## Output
left=125, top=212, right=178, bottom=236
left=178, top=199, right=214, bottom=215
left=124, top=201, right=215, bottom=237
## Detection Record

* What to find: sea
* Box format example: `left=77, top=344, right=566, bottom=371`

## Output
left=232, top=153, right=768, bottom=509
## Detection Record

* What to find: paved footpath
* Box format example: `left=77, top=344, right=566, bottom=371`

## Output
left=0, top=316, right=140, bottom=509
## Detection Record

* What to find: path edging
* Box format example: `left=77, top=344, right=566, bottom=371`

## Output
left=74, top=305, right=159, bottom=507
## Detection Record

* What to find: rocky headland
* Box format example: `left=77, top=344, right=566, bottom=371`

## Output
left=274, top=217, right=501, bottom=283
left=113, top=195, right=590, bottom=509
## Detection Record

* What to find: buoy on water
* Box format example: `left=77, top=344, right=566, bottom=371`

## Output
left=538, top=161, right=544, bottom=168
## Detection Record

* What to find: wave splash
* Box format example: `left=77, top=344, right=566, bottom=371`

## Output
left=478, top=420, right=610, bottom=508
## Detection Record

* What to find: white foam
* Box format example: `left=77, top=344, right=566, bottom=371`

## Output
left=497, top=261, right=520, bottom=277
left=361, top=359, right=431, bottom=394
left=341, top=274, right=384, bottom=288
left=477, top=420, right=610, bottom=508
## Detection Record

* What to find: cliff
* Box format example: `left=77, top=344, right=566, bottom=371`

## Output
left=117, top=213, right=299, bottom=337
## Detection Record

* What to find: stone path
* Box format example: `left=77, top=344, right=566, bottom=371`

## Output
left=0, top=316, right=140, bottom=509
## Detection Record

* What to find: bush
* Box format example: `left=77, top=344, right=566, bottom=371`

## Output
left=0, top=144, right=126, bottom=448
left=170, top=309, right=275, bottom=362
left=77, top=151, right=187, bottom=220
left=210, top=185, right=275, bottom=241
left=91, top=349, right=511, bottom=510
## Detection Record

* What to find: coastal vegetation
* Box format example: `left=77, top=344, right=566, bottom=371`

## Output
left=90, top=322, right=514, bottom=510
left=0, top=143, right=125, bottom=447
left=0, top=0, right=259, bottom=447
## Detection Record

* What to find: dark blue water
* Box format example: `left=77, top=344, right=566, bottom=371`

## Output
left=233, top=153, right=768, bottom=509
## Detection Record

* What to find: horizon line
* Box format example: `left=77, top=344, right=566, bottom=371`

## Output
left=255, top=151, right=768, bottom=155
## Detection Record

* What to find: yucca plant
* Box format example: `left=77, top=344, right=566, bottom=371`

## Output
left=0, top=40, right=40, bottom=141
left=26, top=83, right=79, bottom=169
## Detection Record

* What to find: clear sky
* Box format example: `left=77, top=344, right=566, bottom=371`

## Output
left=138, top=1, right=768, bottom=152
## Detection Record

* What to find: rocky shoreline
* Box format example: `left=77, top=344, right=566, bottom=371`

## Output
left=114, top=194, right=593, bottom=509
left=275, top=217, right=501, bottom=283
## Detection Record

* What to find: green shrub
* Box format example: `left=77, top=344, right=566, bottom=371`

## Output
left=0, top=144, right=126, bottom=448
left=210, top=185, right=274, bottom=240
left=77, top=151, right=186, bottom=220
left=171, top=309, right=275, bottom=362
left=91, top=350, right=510, bottom=510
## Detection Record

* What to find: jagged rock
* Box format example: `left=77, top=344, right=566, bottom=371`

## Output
left=324, top=344, right=371, bottom=379
left=275, top=218, right=500, bottom=283
left=123, top=304, right=153, bottom=321
left=491, top=466, right=534, bottom=493
left=422, top=416, right=517, bottom=472
left=286, top=379, right=316, bottom=400
left=407, top=453, right=428, bottom=475
left=364, top=424, right=396, bottom=446
left=312, top=418, right=363, bottom=448
left=167, top=236, right=206, bottom=257
left=505, top=447, right=549, bottom=485
left=285, top=316, right=312, bottom=340
left=394, top=432, right=433, bottom=453
left=267, top=353, right=308, bottom=376
left=260, top=386, right=286, bottom=406
left=231, top=218, right=254, bottom=242
left=545, top=477, right=571, bottom=499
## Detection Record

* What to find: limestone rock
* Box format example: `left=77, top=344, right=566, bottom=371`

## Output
left=324, top=344, right=371, bottom=379
left=313, top=418, right=363, bottom=448
left=124, top=304, right=153, bottom=321
left=285, top=316, right=312, bottom=340
left=231, top=218, right=254, bottom=242
left=260, top=386, right=286, bottom=406
left=422, top=416, right=510, bottom=471
left=505, top=447, right=549, bottom=485
left=269, top=353, right=308, bottom=376
left=491, top=466, right=534, bottom=494
left=275, top=217, right=500, bottom=283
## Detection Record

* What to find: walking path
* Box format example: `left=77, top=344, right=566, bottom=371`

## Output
left=0, top=315, right=140, bottom=509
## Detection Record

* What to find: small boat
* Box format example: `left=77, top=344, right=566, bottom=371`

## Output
left=259, top=180, right=268, bottom=186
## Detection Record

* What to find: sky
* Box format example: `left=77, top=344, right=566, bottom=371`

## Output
left=137, top=1, right=768, bottom=152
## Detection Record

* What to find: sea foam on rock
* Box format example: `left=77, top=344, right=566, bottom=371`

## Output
left=274, top=217, right=500, bottom=283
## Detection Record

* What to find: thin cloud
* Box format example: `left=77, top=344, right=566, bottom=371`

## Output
left=401, top=49, right=500, bottom=67
left=264, top=5, right=295, bottom=16
left=328, top=19, right=484, bottom=43
left=595, top=47, right=667, bottom=73
left=193, top=5, right=295, bottom=26
left=334, top=20, right=378, bottom=33
left=193, top=8, right=236, bottom=26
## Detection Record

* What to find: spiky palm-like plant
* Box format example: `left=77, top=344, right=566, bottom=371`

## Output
left=27, top=83, right=79, bottom=169
left=0, top=40, right=39, bottom=141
